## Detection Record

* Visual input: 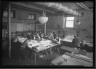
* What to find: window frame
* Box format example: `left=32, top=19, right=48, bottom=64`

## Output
left=65, top=17, right=74, bottom=28
left=3, top=10, right=15, bottom=18
left=28, top=13, right=36, bottom=20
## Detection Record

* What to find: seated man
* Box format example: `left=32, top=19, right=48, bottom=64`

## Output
left=53, top=32, right=57, bottom=39
left=48, top=33, right=54, bottom=40
left=41, top=33, right=44, bottom=39
left=34, top=33, right=41, bottom=40
left=62, top=31, right=66, bottom=38
left=20, top=36, right=34, bottom=58
left=21, top=35, right=34, bottom=49
left=79, top=40, right=92, bottom=52
left=54, top=36, right=61, bottom=44
left=72, top=35, right=81, bottom=48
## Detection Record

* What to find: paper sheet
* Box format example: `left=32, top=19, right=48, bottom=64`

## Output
left=62, top=54, right=70, bottom=59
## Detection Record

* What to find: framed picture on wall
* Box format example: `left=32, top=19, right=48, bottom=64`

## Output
left=28, top=13, right=36, bottom=20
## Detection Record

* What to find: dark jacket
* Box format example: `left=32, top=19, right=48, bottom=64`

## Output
left=72, top=38, right=80, bottom=45
left=80, top=43, right=93, bottom=52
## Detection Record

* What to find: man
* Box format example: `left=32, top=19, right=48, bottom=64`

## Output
left=49, top=33, right=54, bottom=40
left=79, top=40, right=92, bottom=52
left=54, top=36, right=61, bottom=44
left=34, top=33, right=41, bottom=40
left=53, top=32, right=57, bottom=39
left=72, top=35, right=80, bottom=48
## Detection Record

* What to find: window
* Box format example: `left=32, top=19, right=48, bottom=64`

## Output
left=3, top=10, right=15, bottom=18
left=28, top=13, right=36, bottom=20
left=66, top=17, right=74, bottom=28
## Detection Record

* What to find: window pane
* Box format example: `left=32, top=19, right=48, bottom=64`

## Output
left=66, top=17, right=74, bottom=20
left=28, top=15, right=31, bottom=19
left=66, top=21, right=74, bottom=28
left=11, top=11, right=13, bottom=17
left=3, top=11, right=8, bottom=17
left=31, top=15, right=34, bottom=19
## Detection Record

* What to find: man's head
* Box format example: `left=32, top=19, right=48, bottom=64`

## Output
left=74, top=35, right=77, bottom=38
left=81, top=40, right=86, bottom=45
left=27, top=36, right=32, bottom=40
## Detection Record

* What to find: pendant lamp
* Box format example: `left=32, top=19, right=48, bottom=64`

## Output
left=38, top=11, right=48, bottom=24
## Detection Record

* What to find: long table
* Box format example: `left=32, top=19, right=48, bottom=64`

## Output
left=61, top=38, right=93, bottom=53
left=61, top=46, right=93, bottom=58
left=27, top=39, right=60, bottom=64
left=51, top=52, right=93, bottom=67
left=27, top=39, right=59, bottom=51
left=61, top=38, right=93, bottom=47
left=61, top=46, right=79, bottom=53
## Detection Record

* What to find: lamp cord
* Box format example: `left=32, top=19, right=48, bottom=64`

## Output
left=42, top=2, right=46, bottom=16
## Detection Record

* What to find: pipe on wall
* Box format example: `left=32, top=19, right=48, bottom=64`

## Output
left=36, top=2, right=81, bottom=16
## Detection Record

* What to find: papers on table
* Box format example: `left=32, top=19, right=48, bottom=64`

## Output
left=27, top=39, right=59, bottom=52
left=61, top=35, right=74, bottom=42
left=61, top=38, right=72, bottom=42
left=62, top=54, right=70, bottom=59
left=28, top=40, right=40, bottom=48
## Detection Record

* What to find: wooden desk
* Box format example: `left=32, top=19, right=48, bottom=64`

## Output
left=36, top=43, right=59, bottom=52
left=61, top=46, right=79, bottom=53
left=34, top=43, right=60, bottom=65
left=61, top=46, right=93, bottom=58
left=27, top=39, right=60, bottom=65
left=27, top=39, right=59, bottom=52
left=51, top=52, right=93, bottom=67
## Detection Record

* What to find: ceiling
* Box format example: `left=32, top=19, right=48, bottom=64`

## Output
left=62, top=1, right=93, bottom=10
left=2, top=1, right=93, bottom=16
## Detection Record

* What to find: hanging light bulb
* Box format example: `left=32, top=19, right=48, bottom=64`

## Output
left=38, top=11, right=48, bottom=24
left=77, top=14, right=81, bottom=25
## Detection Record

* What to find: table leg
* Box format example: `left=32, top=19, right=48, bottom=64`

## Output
left=50, top=47, right=52, bottom=55
left=45, top=50, right=48, bottom=56
left=49, top=47, right=53, bottom=60
left=44, top=50, right=48, bottom=59
left=56, top=46, right=60, bottom=53
left=54, top=46, right=57, bottom=50
left=34, top=53, right=37, bottom=65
